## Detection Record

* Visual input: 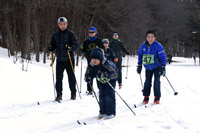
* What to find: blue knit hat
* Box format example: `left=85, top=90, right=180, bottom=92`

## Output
left=90, top=48, right=103, bottom=62
left=88, top=27, right=97, bottom=32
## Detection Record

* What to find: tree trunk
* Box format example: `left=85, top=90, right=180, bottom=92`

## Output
left=5, top=19, right=15, bottom=56
left=24, top=0, right=31, bottom=60
left=32, top=10, right=40, bottom=62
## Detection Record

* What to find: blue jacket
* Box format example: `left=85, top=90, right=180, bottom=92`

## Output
left=85, top=59, right=118, bottom=83
left=138, top=41, right=166, bottom=70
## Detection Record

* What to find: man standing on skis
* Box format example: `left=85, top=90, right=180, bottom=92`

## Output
left=48, top=17, right=78, bottom=101
left=109, top=32, right=130, bottom=89
left=137, top=30, right=166, bottom=104
left=80, top=27, right=104, bottom=95
left=85, top=48, right=118, bottom=119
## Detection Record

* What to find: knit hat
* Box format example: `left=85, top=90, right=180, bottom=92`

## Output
left=88, top=27, right=97, bottom=32
left=58, top=17, right=68, bottom=23
left=113, top=32, right=119, bottom=36
left=90, top=48, right=104, bottom=62
left=102, top=38, right=109, bottom=44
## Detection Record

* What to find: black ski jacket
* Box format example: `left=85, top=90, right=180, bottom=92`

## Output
left=50, top=29, right=78, bottom=62
left=109, top=39, right=129, bottom=60
left=104, top=47, right=116, bottom=63
left=81, top=38, right=104, bottom=63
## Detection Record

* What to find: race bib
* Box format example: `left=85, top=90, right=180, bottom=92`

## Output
left=142, top=54, right=154, bottom=65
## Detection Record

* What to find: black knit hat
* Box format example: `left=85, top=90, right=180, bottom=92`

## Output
left=90, top=48, right=104, bottom=62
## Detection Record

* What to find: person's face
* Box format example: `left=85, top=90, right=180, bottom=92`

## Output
left=146, top=33, right=156, bottom=45
left=104, top=43, right=109, bottom=49
left=88, top=30, right=97, bottom=37
left=113, top=35, right=119, bottom=39
left=91, top=58, right=100, bottom=66
left=58, top=22, right=68, bottom=31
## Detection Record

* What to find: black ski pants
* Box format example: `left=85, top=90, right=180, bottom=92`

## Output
left=55, top=61, right=76, bottom=97
left=116, top=59, right=122, bottom=85
left=86, top=57, right=93, bottom=92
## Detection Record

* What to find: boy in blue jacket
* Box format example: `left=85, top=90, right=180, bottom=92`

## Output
left=137, top=30, right=166, bottom=104
left=85, top=48, right=118, bottom=119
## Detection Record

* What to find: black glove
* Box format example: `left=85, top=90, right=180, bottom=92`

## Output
left=137, top=64, right=142, bottom=74
left=65, top=45, right=74, bottom=51
left=48, top=45, right=55, bottom=51
left=159, top=65, right=166, bottom=76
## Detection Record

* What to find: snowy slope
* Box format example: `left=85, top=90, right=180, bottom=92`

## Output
left=0, top=47, right=200, bottom=133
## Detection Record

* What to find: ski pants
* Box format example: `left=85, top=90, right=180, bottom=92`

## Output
left=98, top=80, right=116, bottom=116
left=143, top=67, right=161, bottom=97
left=116, top=59, right=122, bottom=85
left=55, top=61, right=76, bottom=97
left=86, top=57, right=93, bottom=92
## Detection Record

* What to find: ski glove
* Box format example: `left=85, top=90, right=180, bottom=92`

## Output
left=137, top=64, right=142, bottom=74
left=96, top=76, right=110, bottom=84
left=80, top=45, right=83, bottom=50
left=65, top=45, right=74, bottom=51
left=48, top=45, right=55, bottom=51
left=159, top=65, right=166, bottom=76
left=96, top=72, right=110, bottom=84
left=114, top=58, right=118, bottom=62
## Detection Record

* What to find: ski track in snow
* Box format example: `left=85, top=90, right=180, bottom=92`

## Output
left=0, top=47, right=200, bottom=133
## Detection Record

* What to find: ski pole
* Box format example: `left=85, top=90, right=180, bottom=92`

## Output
left=80, top=55, right=83, bottom=93
left=125, top=55, right=129, bottom=79
left=139, top=74, right=144, bottom=92
left=164, top=75, right=178, bottom=95
left=107, top=82, right=136, bottom=115
left=88, top=82, right=99, bottom=105
left=50, top=52, right=56, bottom=98
left=67, top=50, right=82, bottom=99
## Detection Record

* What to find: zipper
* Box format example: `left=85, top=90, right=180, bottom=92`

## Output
left=148, top=45, right=152, bottom=70
left=61, top=32, right=63, bottom=61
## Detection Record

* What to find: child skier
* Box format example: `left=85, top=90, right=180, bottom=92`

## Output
left=137, top=30, right=166, bottom=104
left=48, top=17, right=78, bottom=101
left=81, top=27, right=104, bottom=95
left=85, top=48, right=118, bottom=119
left=102, top=38, right=117, bottom=63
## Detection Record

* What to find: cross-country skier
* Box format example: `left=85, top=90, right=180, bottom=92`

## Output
left=137, top=30, right=167, bottom=104
left=80, top=27, right=104, bottom=95
left=85, top=48, right=118, bottom=119
left=48, top=17, right=78, bottom=101
left=102, top=38, right=117, bottom=63
left=109, top=32, right=130, bottom=89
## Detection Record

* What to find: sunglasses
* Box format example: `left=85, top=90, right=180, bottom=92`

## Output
left=88, top=32, right=95, bottom=34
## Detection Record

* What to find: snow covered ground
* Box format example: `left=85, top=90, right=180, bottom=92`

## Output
left=0, top=47, right=200, bottom=133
